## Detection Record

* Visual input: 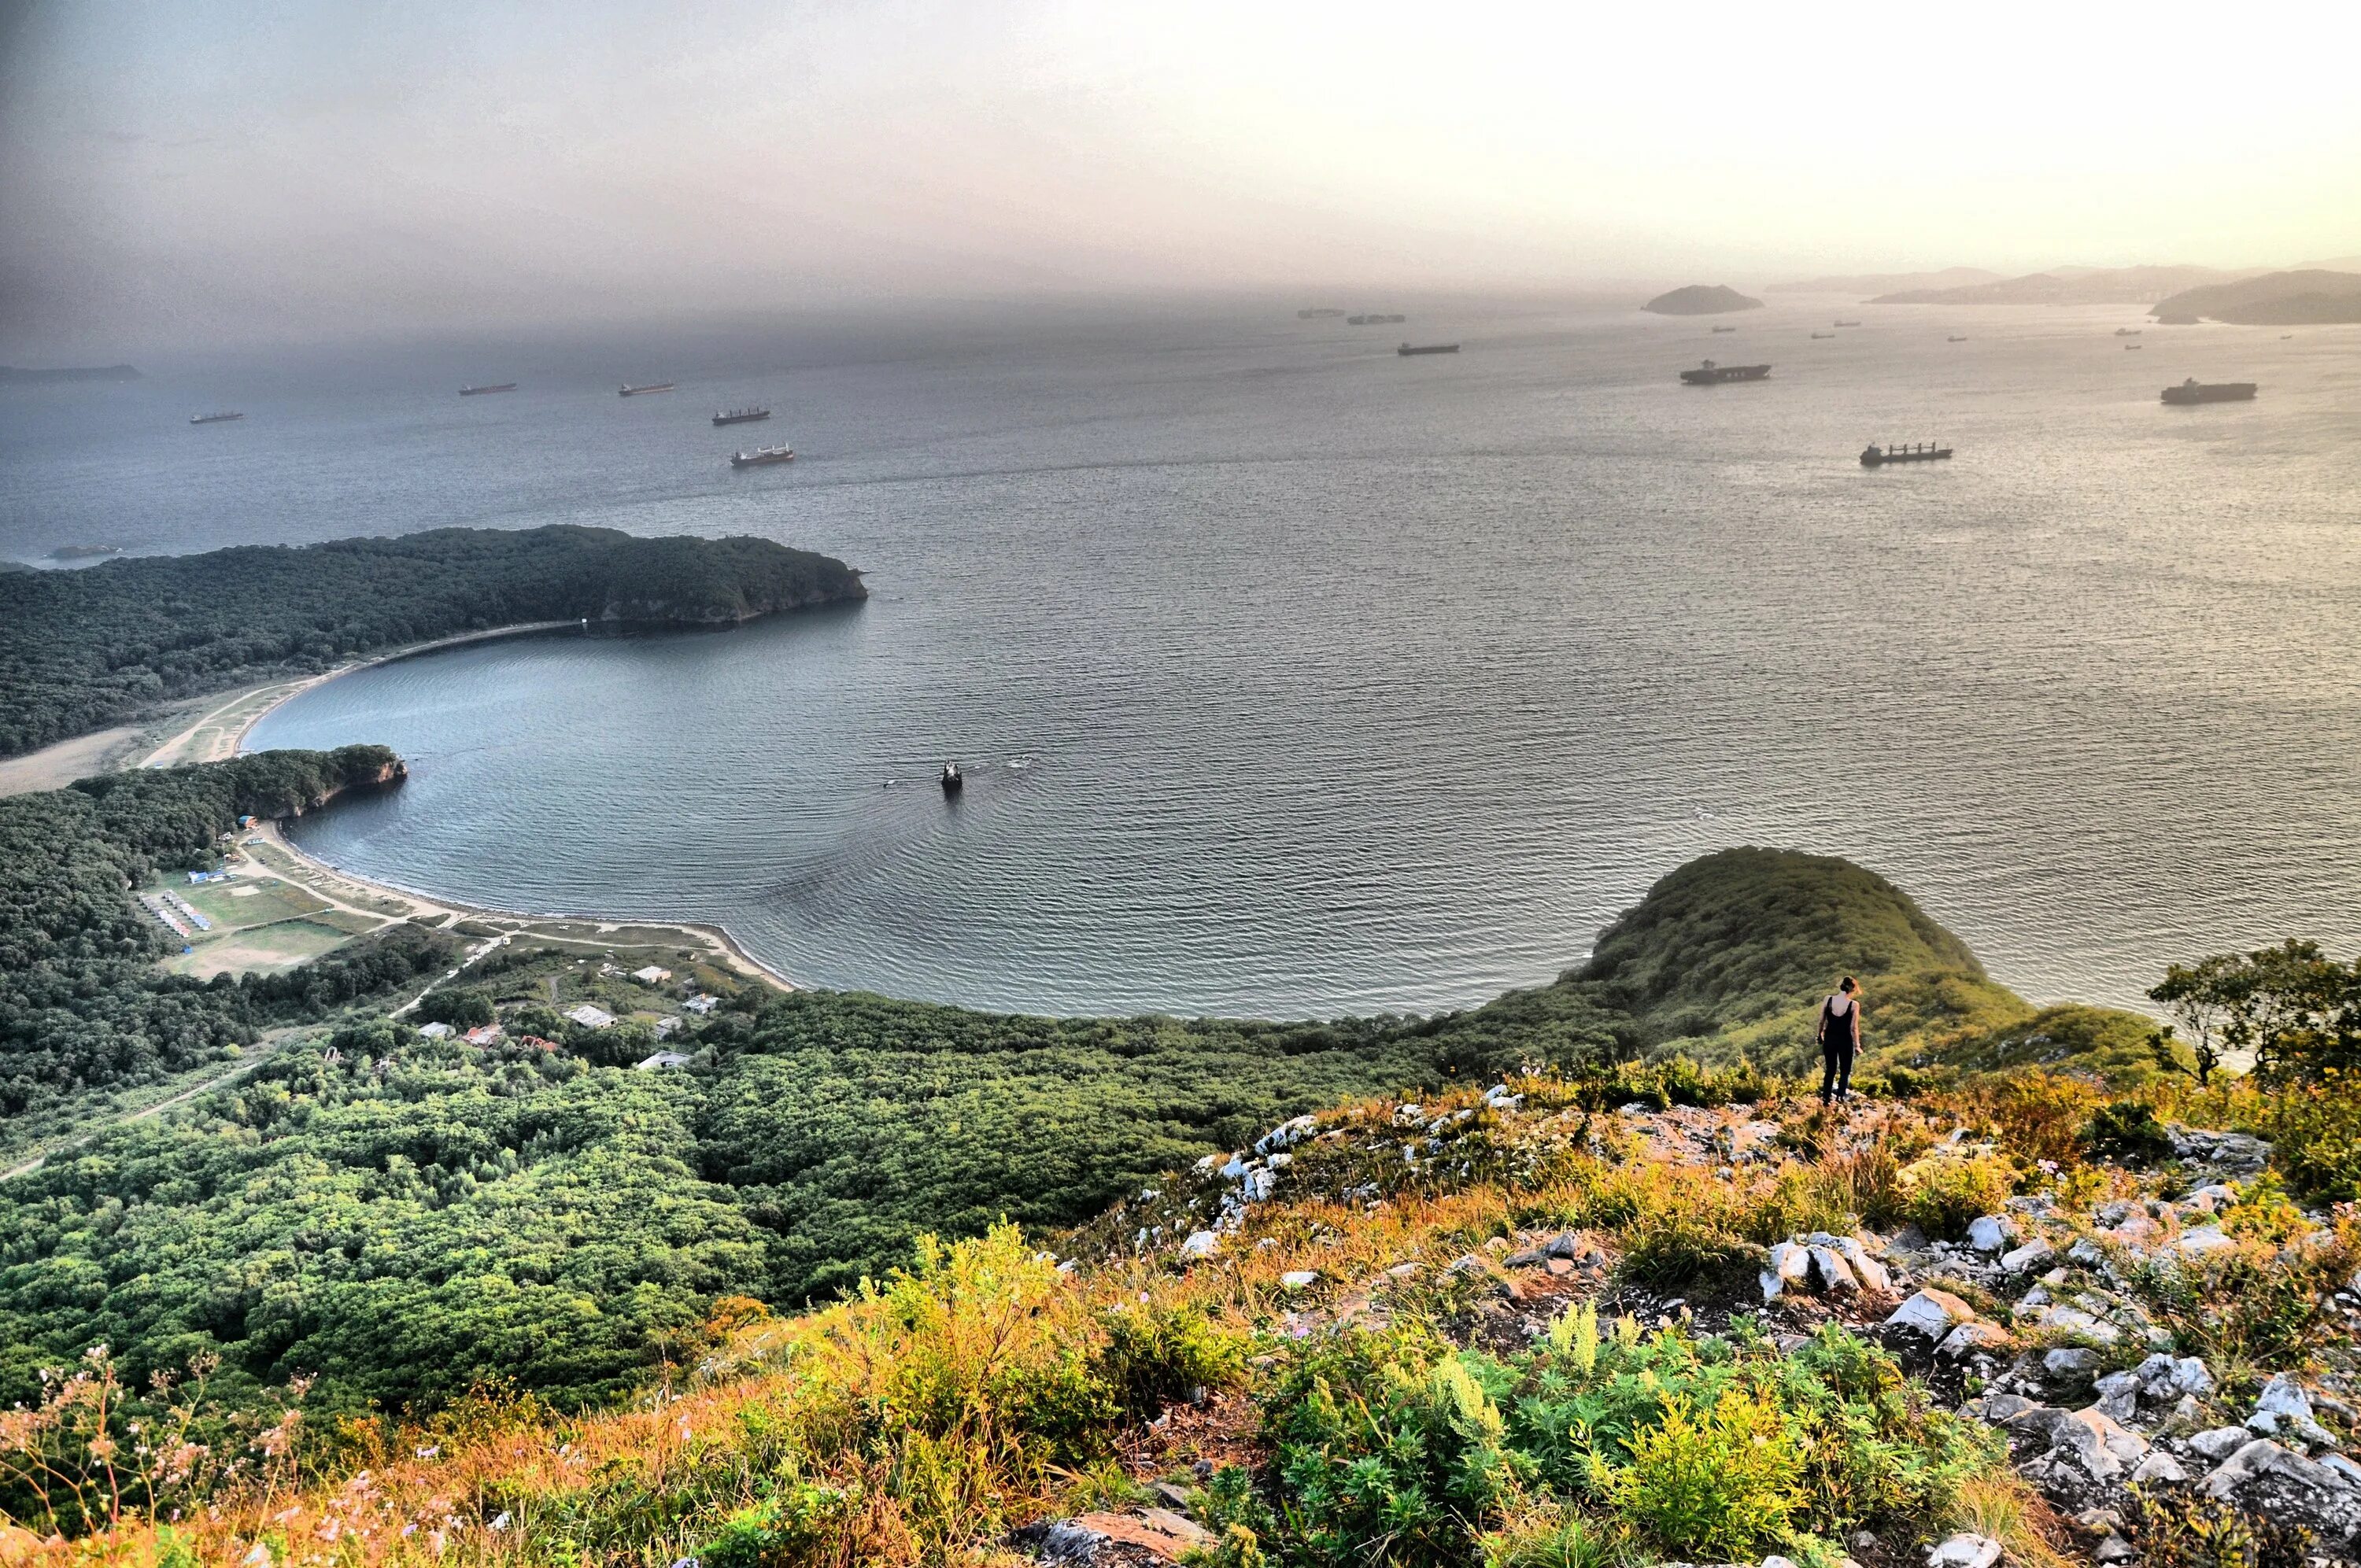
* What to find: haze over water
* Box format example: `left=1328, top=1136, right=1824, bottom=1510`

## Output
left=13, top=298, right=2360, bottom=1018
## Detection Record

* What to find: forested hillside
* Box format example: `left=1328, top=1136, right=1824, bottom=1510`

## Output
left=0, top=747, right=454, bottom=1116
left=2, top=777, right=2215, bottom=1434
left=0, top=526, right=866, bottom=754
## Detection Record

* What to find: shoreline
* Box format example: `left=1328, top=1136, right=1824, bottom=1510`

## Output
left=218, top=625, right=801, bottom=992
left=249, top=817, right=798, bottom=992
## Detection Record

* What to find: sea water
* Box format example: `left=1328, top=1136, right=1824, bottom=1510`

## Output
left=9, top=297, right=2358, bottom=1016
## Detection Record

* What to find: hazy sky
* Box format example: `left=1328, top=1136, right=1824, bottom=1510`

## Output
left=5, top=0, right=2358, bottom=355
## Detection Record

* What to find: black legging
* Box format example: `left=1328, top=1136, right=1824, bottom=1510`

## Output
left=1820, top=1035, right=1856, bottom=1102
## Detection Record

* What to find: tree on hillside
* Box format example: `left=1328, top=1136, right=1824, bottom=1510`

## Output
left=2149, top=940, right=2361, bottom=1087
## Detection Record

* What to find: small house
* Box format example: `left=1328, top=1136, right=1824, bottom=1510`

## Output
left=682, top=993, right=719, bottom=1015
left=634, top=1051, right=695, bottom=1072
left=565, top=1004, right=617, bottom=1029
left=631, top=965, right=673, bottom=984
left=417, top=1022, right=454, bottom=1039
left=464, top=1024, right=505, bottom=1046
left=653, top=1016, right=682, bottom=1038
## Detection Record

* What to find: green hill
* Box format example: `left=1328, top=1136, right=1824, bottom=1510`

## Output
left=1443, top=847, right=2151, bottom=1080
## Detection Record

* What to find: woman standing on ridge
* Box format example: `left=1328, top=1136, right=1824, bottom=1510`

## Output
left=1818, top=976, right=1862, bottom=1106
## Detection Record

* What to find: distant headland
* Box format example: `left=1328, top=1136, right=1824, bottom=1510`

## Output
left=1642, top=284, right=1763, bottom=316
left=0, top=363, right=142, bottom=385
left=2149, top=268, right=2361, bottom=325
left=0, top=524, right=867, bottom=759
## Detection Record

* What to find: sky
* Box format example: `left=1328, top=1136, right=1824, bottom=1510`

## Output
left=4, top=0, right=2359, bottom=356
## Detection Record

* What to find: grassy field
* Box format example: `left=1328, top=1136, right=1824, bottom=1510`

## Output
left=165, top=917, right=358, bottom=978
left=172, top=875, right=331, bottom=928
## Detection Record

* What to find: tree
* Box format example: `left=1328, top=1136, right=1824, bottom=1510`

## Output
left=2150, top=941, right=2361, bottom=1088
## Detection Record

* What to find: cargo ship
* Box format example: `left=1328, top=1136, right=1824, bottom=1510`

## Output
left=1678, top=360, right=1771, bottom=385
left=713, top=407, right=770, bottom=426
left=1348, top=313, right=1406, bottom=325
left=1810, top=331, right=1835, bottom=339
left=189, top=411, right=243, bottom=424
left=1859, top=441, right=1951, bottom=467
left=1948, top=335, right=1968, bottom=342
left=2160, top=378, right=2256, bottom=404
left=1296, top=308, right=1346, bottom=319
left=1397, top=343, right=1459, bottom=356
left=2124, top=343, right=2142, bottom=350
left=1711, top=325, right=1738, bottom=334
left=1834, top=319, right=1862, bottom=327
left=459, top=383, right=517, bottom=396
left=730, top=445, right=795, bottom=468
left=619, top=382, right=676, bottom=397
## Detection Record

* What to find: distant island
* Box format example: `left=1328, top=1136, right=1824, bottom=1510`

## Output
left=1868, top=264, right=2256, bottom=306
left=2150, top=267, right=2361, bottom=325
left=0, top=363, right=142, bottom=384
left=0, top=524, right=866, bottom=758
left=1766, top=267, right=2001, bottom=295
left=1642, top=283, right=1763, bottom=316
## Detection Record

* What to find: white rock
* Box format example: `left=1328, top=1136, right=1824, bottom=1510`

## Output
left=1761, top=1240, right=1812, bottom=1302
left=2174, top=1225, right=2236, bottom=1256
left=1967, top=1215, right=2017, bottom=1253
left=1807, top=1244, right=1860, bottom=1295
left=1179, top=1230, right=1220, bottom=1259
left=2255, top=1372, right=2315, bottom=1421
left=1888, top=1288, right=1977, bottom=1340
left=1939, top=1321, right=2012, bottom=1360
left=1831, top=1235, right=1891, bottom=1293
left=2094, top=1537, right=2139, bottom=1564
left=1279, top=1271, right=1318, bottom=1290
left=2202, top=1437, right=2355, bottom=1503
left=2189, top=1426, right=2252, bottom=1461
left=1255, top=1115, right=1317, bottom=1153
left=1218, top=1153, right=1250, bottom=1180
left=2001, top=1238, right=2056, bottom=1273
left=2131, top=1450, right=2189, bottom=1485
left=1385, top=1261, right=1422, bottom=1279
left=1927, top=1533, right=2002, bottom=1568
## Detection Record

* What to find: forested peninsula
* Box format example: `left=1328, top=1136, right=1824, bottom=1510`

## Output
left=0, top=526, right=866, bottom=756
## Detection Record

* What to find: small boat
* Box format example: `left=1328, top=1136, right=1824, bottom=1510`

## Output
left=2124, top=342, right=2142, bottom=350
left=1948, top=335, right=1968, bottom=342
left=713, top=407, right=770, bottom=426
left=1397, top=342, right=1460, bottom=356
left=729, top=445, right=795, bottom=468
left=1711, top=325, right=1738, bottom=334
left=189, top=411, right=243, bottom=424
left=459, top=383, right=517, bottom=396
left=940, top=762, right=964, bottom=795
left=1810, top=331, right=1835, bottom=339
left=2114, top=329, right=2141, bottom=337
left=1860, top=441, right=1952, bottom=467
left=1834, top=319, right=1862, bottom=327
left=2282, top=334, right=2294, bottom=340
left=619, top=382, right=677, bottom=397
left=1347, top=313, right=1406, bottom=325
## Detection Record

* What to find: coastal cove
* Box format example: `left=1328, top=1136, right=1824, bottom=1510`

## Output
left=18, top=300, right=2361, bottom=1018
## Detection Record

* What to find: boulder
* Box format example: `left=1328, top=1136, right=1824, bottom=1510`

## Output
left=1939, top=1321, right=2012, bottom=1361
left=1927, top=1533, right=2002, bottom=1568
left=2173, top=1225, right=2236, bottom=1256
left=1179, top=1231, right=1220, bottom=1259
left=1279, top=1271, right=1318, bottom=1290
left=1888, top=1288, right=1977, bottom=1340
left=1761, top=1241, right=1812, bottom=1302
left=2199, top=1439, right=2361, bottom=1545
left=1967, top=1215, right=2017, bottom=1253
left=1828, top=1235, right=1892, bottom=1293
left=2188, top=1426, right=2252, bottom=1461
left=1806, top=1244, right=1860, bottom=1295
left=2092, top=1371, right=2141, bottom=1424
left=2001, top=1238, right=2056, bottom=1274
left=2044, top=1347, right=2103, bottom=1379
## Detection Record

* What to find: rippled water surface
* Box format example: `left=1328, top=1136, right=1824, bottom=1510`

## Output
left=12, top=300, right=2359, bottom=1016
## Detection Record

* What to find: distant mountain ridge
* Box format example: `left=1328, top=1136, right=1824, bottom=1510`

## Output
left=2149, top=268, right=2361, bottom=325
left=1642, top=284, right=1763, bottom=316
left=0, top=363, right=141, bottom=384
left=1869, top=264, right=2260, bottom=306
left=1767, top=267, right=2002, bottom=294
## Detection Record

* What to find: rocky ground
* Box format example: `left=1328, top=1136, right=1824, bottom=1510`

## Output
left=1040, top=1086, right=2361, bottom=1566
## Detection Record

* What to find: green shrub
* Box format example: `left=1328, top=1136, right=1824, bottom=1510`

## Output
left=2264, top=1079, right=2361, bottom=1203
left=693, top=1483, right=858, bottom=1568
left=2083, top=1101, right=2174, bottom=1164
left=1589, top=1385, right=1805, bottom=1559
left=1899, top=1152, right=2016, bottom=1240
left=1093, top=1301, right=1246, bottom=1419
